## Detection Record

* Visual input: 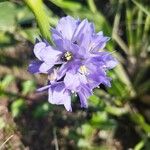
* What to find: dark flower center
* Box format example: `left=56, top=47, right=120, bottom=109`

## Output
left=62, top=51, right=73, bottom=61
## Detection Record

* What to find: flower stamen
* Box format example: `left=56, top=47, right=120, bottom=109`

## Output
left=80, top=65, right=88, bottom=74
left=62, top=51, right=73, bottom=61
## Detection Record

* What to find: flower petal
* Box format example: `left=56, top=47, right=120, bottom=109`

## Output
left=55, top=16, right=80, bottom=40
left=51, top=28, right=64, bottom=48
left=92, top=52, right=118, bottom=69
left=57, top=62, right=70, bottom=80
left=37, top=85, right=51, bottom=92
left=78, top=91, right=88, bottom=108
left=89, top=34, right=110, bottom=52
left=64, top=72, right=80, bottom=91
left=72, top=19, right=94, bottom=48
left=28, top=60, right=42, bottom=74
left=33, top=42, right=46, bottom=61
left=38, top=62, right=53, bottom=73
left=78, top=84, right=92, bottom=108
left=88, top=67, right=111, bottom=88
left=34, top=40, right=62, bottom=67
left=100, top=52, right=118, bottom=69
left=63, top=92, right=72, bottom=111
left=48, top=83, right=72, bottom=111
left=41, top=46, right=62, bottom=65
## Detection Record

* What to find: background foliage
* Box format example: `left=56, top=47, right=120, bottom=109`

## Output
left=0, top=0, right=150, bottom=149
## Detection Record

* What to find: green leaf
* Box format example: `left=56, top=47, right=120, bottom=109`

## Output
left=22, top=80, right=36, bottom=95
left=0, top=31, right=11, bottom=44
left=131, top=112, right=150, bottom=133
left=89, top=95, right=101, bottom=107
left=81, top=124, right=94, bottom=137
left=87, top=0, right=97, bottom=13
left=11, top=99, right=27, bottom=118
left=24, top=0, right=51, bottom=42
left=0, top=2, right=17, bottom=32
left=33, top=102, right=53, bottom=118
left=19, top=28, right=40, bottom=43
left=0, top=31, right=16, bottom=48
left=134, top=140, right=145, bottom=150
left=132, top=0, right=150, bottom=16
left=78, top=138, right=91, bottom=149
left=105, top=105, right=128, bottom=116
left=50, top=0, right=82, bottom=11
left=91, top=112, right=108, bottom=124
left=16, top=6, right=34, bottom=24
left=0, top=75, right=14, bottom=90
left=90, top=112, right=116, bottom=130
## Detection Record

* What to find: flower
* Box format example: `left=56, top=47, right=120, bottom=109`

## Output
left=52, top=16, right=109, bottom=53
left=28, top=38, right=86, bottom=76
left=28, top=16, right=118, bottom=111
left=51, top=16, right=117, bottom=88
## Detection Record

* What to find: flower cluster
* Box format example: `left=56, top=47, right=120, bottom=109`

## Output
left=28, top=16, right=117, bottom=111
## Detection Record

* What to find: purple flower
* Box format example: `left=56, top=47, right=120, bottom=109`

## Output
left=53, top=16, right=117, bottom=85
left=28, top=16, right=118, bottom=111
left=52, top=16, right=109, bottom=53
left=28, top=38, right=87, bottom=76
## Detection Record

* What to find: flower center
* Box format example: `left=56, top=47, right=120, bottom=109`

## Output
left=62, top=51, right=73, bottom=61
left=79, top=65, right=88, bottom=74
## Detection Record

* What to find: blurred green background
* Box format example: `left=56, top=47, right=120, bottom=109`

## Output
left=0, top=0, right=150, bottom=149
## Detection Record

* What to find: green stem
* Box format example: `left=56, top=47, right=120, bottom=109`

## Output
left=87, top=0, right=97, bottom=13
left=24, top=0, right=51, bottom=42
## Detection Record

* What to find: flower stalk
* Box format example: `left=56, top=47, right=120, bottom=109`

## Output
left=24, top=0, right=51, bottom=42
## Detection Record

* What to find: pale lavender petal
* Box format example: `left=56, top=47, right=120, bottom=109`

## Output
left=39, top=62, right=53, bottom=73
left=63, top=91, right=72, bottom=111
left=78, top=91, right=88, bottom=108
left=28, top=60, right=42, bottom=74
left=40, top=45, right=62, bottom=65
left=64, top=72, right=80, bottom=91
left=48, top=83, right=72, bottom=111
left=51, top=28, right=64, bottom=48
left=78, top=84, right=93, bottom=108
left=37, top=85, right=51, bottom=92
left=100, top=52, right=118, bottom=69
left=78, top=73, right=88, bottom=85
left=72, top=19, right=94, bottom=48
left=89, top=35, right=110, bottom=52
left=88, top=68, right=111, bottom=88
left=67, top=41, right=81, bottom=56
left=92, top=52, right=118, bottom=69
left=33, top=42, right=46, bottom=61
left=34, top=40, right=62, bottom=66
left=52, top=83, right=65, bottom=104
left=73, top=19, right=94, bottom=40
left=55, top=16, right=80, bottom=40
left=57, top=62, right=71, bottom=80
